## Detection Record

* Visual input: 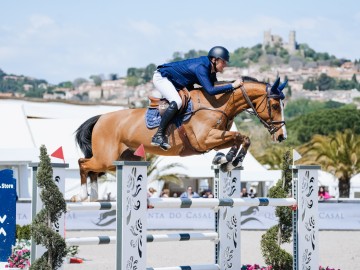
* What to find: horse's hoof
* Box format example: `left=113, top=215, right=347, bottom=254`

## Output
left=70, top=195, right=80, bottom=202
left=220, top=162, right=235, bottom=172
left=232, top=159, right=243, bottom=168
left=70, top=194, right=88, bottom=202
left=212, top=152, right=225, bottom=165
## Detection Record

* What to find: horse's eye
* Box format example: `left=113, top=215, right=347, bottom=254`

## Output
left=272, top=104, right=279, bottom=110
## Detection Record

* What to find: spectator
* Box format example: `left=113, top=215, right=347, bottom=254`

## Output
left=180, top=186, right=200, bottom=198
left=148, top=187, right=157, bottom=198
left=202, top=189, right=214, bottom=198
left=160, top=188, right=170, bottom=198
left=172, top=192, right=178, bottom=198
left=249, top=188, right=256, bottom=198
left=240, top=187, right=248, bottom=197
left=318, top=186, right=331, bottom=201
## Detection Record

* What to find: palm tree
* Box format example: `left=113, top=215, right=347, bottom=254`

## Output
left=146, top=153, right=186, bottom=188
left=257, top=145, right=287, bottom=169
left=299, top=129, right=360, bottom=197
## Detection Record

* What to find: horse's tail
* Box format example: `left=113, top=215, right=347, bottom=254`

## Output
left=75, top=115, right=101, bottom=158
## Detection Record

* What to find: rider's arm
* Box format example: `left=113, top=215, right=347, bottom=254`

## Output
left=195, top=65, right=233, bottom=95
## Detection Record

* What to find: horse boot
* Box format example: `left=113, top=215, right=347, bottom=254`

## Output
left=151, top=101, right=178, bottom=150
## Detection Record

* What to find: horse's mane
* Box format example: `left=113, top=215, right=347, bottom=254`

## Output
left=216, top=76, right=267, bottom=85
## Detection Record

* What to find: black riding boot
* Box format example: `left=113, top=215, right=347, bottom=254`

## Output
left=151, top=101, right=178, bottom=150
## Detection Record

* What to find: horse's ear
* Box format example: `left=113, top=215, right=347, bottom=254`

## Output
left=271, top=77, right=280, bottom=94
left=278, top=79, right=288, bottom=91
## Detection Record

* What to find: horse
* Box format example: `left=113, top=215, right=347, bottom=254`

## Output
left=72, top=77, right=287, bottom=202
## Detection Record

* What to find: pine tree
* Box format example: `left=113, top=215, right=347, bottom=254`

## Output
left=260, top=149, right=293, bottom=269
left=30, top=145, right=67, bottom=269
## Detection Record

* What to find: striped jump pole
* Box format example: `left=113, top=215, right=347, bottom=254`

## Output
left=146, top=265, right=220, bottom=270
left=147, top=197, right=297, bottom=208
left=66, top=201, right=117, bottom=211
left=66, top=232, right=219, bottom=246
left=66, top=236, right=116, bottom=245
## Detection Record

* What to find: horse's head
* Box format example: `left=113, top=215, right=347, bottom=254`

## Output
left=261, top=77, right=287, bottom=142
left=242, top=77, right=287, bottom=142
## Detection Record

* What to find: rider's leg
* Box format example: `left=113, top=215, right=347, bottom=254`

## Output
left=151, top=101, right=178, bottom=150
left=151, top=71, right=182, bottom=150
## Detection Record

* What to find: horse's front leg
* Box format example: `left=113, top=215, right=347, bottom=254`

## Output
left=212, top=144, right=239, bottom=165
left=204, top=129, right=246, bottom=168
left=220, top=136, right=251, bottom=172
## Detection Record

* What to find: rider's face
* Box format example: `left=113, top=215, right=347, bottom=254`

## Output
left=215, top=58, right=227, bottom=72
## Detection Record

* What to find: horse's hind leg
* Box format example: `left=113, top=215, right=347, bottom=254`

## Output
left=70, top=157, right=91, bottom=202
left=89, top=171, right=98, bottom=202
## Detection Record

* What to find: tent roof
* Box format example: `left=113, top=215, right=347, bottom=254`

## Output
left=0, top=99, right=122, bottom=166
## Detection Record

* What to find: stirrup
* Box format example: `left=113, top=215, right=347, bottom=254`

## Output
left=159, top=141, right=171, bottom=151
left=151, top=135, right=170, bottom=150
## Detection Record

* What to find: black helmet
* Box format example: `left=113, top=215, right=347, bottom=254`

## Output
left=208, top=46, right=230, bottom=62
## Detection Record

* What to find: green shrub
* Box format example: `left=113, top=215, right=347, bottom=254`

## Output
left=16, top=224, right=31, bottom=240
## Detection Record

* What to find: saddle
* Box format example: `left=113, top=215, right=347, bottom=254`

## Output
left=147, top=88, right=202, bottom=156
left=148, top=88, right=191, bottom=116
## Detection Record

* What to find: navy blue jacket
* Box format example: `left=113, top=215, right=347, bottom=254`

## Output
left=158, top=56, right=233, bottom=95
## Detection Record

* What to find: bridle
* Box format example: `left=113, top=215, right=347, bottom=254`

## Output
left=186, top=82, right=286, bottom=134
left=240, top=84, right=286, bottom=135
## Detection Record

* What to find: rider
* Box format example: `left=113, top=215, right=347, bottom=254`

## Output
left=151, top=46, right=243, bottom=150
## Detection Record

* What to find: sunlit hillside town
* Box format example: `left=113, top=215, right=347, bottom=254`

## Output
left=2, top=31, right=360, bottom=107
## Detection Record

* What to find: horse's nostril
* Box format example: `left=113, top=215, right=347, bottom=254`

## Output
left=278, top=134, right=285, bottom=142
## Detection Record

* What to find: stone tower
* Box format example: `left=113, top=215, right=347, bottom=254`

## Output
left=287, top=31, right=296, bottom=53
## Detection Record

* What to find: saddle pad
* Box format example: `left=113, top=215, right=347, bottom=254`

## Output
left=145, top=100, right=193, bottom=129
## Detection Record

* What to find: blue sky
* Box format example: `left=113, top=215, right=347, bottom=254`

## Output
left=1, top=1, right=359, bottom=84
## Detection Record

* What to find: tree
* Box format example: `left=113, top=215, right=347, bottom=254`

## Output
left=318, top=73, right=336, bottom=90
left=57, top=81, right=73, bottom=89
left=299, top=130, right=360, bottom=197
left=257, top=145, right=286, bottom=169
left=286, top=106, right=360, bottom=145
left=30, top=145, right=67, bottom=269
left=143, top=64, right=157, bottom=82
left=73, top=78, right=88, bottom=89
left=303, top=78, right=317, bottom=90
left=147, top=153, right=186, bottom=187
left=89, top=75, right=103, bottom=86
left=261, top=150, right=293, bottom=269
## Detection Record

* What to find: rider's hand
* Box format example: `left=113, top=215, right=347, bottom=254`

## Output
left=232, top=79, right=243, bottom=89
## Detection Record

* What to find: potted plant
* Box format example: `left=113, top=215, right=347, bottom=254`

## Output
left=5, top=240, right=31, bottom=269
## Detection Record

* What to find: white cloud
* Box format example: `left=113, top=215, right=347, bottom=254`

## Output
left=128, top=20, right=162, bottom=37
left=22, top=14, right=56, bottom=37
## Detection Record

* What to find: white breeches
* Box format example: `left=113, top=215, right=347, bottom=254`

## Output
left=153, top=71, right=182, bottom=110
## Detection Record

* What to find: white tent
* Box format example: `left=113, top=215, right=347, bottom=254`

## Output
left=0, top=99, right=123, bottom=199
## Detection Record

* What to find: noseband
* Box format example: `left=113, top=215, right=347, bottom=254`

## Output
left=240, top=84, right=286, bottom=135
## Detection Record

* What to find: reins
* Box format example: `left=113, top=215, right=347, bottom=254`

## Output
left=240, top=84, right=285, bottom=135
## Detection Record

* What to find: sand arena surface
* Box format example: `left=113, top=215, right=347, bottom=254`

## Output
left=63, top=230, right=360, bottom=270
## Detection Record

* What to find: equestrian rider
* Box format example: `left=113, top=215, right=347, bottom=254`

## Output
left=151, top=46, right=243, bottom=150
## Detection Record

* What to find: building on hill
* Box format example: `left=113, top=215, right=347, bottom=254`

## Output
left=263, top=30, right=298, bottom=54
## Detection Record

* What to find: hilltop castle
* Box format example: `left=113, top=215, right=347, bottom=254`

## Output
left=263, top=30, right=298, bottom=54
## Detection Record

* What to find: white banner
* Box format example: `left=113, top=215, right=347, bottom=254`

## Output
left=16, top=202, right=360, bottom=231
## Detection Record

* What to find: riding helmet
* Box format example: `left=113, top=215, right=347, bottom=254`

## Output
left=208, top=46, right=230, bottom=62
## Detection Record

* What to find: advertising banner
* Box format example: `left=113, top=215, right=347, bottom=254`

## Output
left=16, top=201, right=360, bottom=231
left=0, top=169, right=16, bottom=262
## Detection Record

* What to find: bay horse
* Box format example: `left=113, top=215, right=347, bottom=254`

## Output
left=72, top=77, right=287, bottom=202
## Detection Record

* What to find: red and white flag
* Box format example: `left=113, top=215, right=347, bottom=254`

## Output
left=51, top=146, right=65, bottom=163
